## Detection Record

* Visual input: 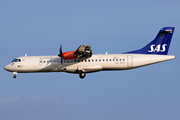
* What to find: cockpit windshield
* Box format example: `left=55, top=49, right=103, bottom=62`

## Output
left=11, top=59, right=21, bottom=62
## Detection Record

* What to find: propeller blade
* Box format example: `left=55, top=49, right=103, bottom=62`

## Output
left=58, top=45, right=63, bottom=64
left=58, top=45, right=63, bottom=57
left=60, top=45, right=63, bottom=57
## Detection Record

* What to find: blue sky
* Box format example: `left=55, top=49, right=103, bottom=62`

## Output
left=1, top=0, right=180, bottom=120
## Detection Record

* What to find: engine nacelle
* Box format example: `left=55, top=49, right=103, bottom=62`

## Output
left=61, top=45, right=92, bottom=60
left=75, top=45, right=92, bottom=58
left=63, top=51, right=77, bottom=60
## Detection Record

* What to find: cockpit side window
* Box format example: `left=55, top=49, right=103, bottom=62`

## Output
left=12, top=59, right=16, bottom=62
left=12, top=59, right=21, bottom=62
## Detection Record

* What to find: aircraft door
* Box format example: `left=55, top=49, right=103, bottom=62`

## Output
left=127, top=55, right=133, bottom=68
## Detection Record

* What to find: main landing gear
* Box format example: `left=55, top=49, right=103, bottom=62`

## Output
left=79, top=71, right=86, bottom=79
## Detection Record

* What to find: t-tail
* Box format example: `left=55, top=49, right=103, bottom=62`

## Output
left=124, top=27, right=175, bottom=55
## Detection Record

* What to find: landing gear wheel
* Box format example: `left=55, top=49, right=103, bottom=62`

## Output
left=13, top=75, right=16, bottom=79
left=79, top=72, right=86, bottom=79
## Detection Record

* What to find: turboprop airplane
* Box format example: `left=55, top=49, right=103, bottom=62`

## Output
left=4, top=27, right=175, bottom=79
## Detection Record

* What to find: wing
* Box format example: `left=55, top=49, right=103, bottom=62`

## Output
left=75, top=45, right=92, bottom=58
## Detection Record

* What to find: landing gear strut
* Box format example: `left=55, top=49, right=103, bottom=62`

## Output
left=79, top=71, right=86, bottom=79
left=13, top=72, right=17, bottom=79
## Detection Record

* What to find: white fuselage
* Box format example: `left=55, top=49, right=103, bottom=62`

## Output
left=4, top=54, right=175, bottom=74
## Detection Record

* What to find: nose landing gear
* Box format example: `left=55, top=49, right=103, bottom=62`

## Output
left=13, top=75, right=16, bottom=79
left=13, top=72, right=17, bottom=79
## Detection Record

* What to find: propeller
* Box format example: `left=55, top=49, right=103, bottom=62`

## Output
left=58, top=45, right=63, bottom=64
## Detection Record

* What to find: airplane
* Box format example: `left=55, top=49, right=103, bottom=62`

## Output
left=4, top=27, right=175, bottom=79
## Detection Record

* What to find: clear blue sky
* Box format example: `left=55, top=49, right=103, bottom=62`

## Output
left=1, top=0, right=180, bottom=120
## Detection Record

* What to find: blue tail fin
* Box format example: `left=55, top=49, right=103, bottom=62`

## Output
left=124, top=27, right=175, bottom=55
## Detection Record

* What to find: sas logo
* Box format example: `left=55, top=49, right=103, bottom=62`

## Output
left=148, top=44, right=167, bottom=52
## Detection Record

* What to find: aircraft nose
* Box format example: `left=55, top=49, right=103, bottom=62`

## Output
left=4, top=65, right=9, bottom=71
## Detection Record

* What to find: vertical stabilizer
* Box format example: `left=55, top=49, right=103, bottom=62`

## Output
left=124, top=27, right=175, bottom=55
